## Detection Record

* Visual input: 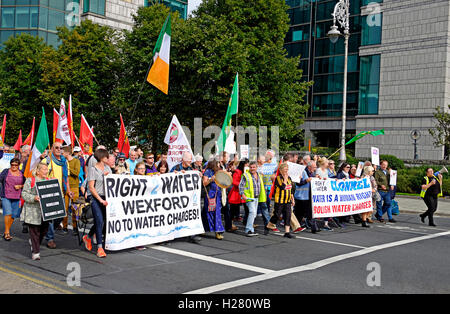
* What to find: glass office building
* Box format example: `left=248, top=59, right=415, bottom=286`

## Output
left=0, top=0, right=80, bottom=47
left=285, top=0, right=382, bottom=147
left=0, top=0, right=188, bottom=47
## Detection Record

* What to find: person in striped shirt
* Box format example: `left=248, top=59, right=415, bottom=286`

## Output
left=266, top=163, right=295, bottom=238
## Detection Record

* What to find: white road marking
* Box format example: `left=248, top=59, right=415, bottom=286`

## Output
left=150, top=245, right=274, bottom=274
left=184, top=230, right=450, bottom=294
left=270, top=232, right=367, bottom=249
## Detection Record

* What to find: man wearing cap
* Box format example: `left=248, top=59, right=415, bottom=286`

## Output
left=115, top=152, right=130, bottom=175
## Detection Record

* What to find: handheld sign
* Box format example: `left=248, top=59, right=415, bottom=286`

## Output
left=355, top=161, right=364, bottom=177
left=35, top=178, right=67, bottom=221
left=287, top=162, right=306, bottom=183
left=240, top=145, right=249, bottom=159
left=390, top=170, right=397, bottom=186
left=371, top=147, right=380, bottom=166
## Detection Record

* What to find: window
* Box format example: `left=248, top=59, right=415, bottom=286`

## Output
left=0, top=30, right=14, bottom=43
left=362, top=0, right=382, bottom=6
left=83, top=0, right=105, bottom=16
left=359, top=55, right=380, bottom=115
left=48, top=8, right=64, bottom=31
left=315, top=54, right=359, bottom=74
left=1, top=8, right=15, bottom=28
left=30, top=6, right=39, bottom=28
left=361, top=13, right=382, bottom=45
left=39, top=6, right=48, bottom=29
left=312, top=92, right=359, bottom=117
left=15, top=6, right=30, bottom=28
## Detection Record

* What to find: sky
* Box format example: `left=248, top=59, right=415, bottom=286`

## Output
left=187, top=0, right=202, bottom=17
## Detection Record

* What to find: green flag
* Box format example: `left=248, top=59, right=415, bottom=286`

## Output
left=217, top=73, right=239, bottom=152
left=345, top=129, right=384, bottom=145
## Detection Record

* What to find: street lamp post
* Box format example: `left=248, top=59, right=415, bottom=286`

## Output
left=327, top=0, right=350, bottom=163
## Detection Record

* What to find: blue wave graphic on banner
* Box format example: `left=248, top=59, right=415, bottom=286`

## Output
left=107, top=224, right=202, bottom=245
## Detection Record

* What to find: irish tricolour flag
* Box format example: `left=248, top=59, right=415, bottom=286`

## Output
left=24, top=108, right=50, bottom=178
left=147, top=14, right=171, bottom=95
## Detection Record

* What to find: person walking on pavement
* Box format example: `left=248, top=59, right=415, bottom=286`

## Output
left=420, top=168, right=443, bottom=227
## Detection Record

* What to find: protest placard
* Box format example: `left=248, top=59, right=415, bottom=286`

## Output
left=104, top=171, right=205, bottom=251
left=240, top=145, right=249, bottom=159
left=287, top=162, right=306, bottom=183
left=390, top=170, right=397, bottom=186
left=35, top=179, right=67, bottom=221
left=0, top=153, right=15, bottom=172
left=311, top=178, right=373, bottom=218
left=355, top=161, right=364, bottom=177
left=371, top=147, right=380, bottom=166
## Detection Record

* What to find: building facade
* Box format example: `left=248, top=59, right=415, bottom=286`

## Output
left=0, top=0, right=188, bottom=46
left=286, top=0, right=449, bottom=160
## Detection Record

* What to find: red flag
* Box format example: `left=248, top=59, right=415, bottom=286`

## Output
left=79, top=114, right=94, bottom=155
left=67, top=95, right=75, bottom=148
left=268, top=159, right=282, bottom=200
left=13, top=129, right=22, bottom=151
left=117, top=114, right=130, bottom=158
left=53, top=108, right=61, bottom=144
left=1, top=114, right=6, bottom=143
left=22, top=117, right=35, bottom=146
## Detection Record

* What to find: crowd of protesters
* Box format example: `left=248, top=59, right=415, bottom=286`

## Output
left=0, top=143, right=444, bottom=261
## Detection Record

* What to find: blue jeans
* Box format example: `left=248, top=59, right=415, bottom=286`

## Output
left=376, top=191, right=392, bottom=220
left=245, top=198, right=258, bottom=233
left=45, top=218, right=63, bottom=242
left=258, top=201, right=270, bottom=227
left=1, top=198, right=21, bottom=218
left=90, top=197, right=106, bottom=248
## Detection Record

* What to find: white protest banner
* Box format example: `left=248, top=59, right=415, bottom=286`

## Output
left=311, top=178, right=373, bottom=218
left=390, top=170, right=397, bottom=186
left=355, top=161, right=364, bottom=177
left=240, top=145, right=249, bottom=159
left=0, top=153, right=15, bottom=172
left=287, top=161, right=306, bottom=183
left=104, top=172, right=204, bottom=251
left=164, top=115, right=193, bottom=171
left=371, top=147, right=380, bottom=166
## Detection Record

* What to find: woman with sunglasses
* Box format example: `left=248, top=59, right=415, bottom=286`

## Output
left=0, top=158, right=25, bottom=241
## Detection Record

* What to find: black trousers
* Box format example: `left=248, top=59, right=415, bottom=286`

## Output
left=294, top=199, right=318, bottom=231
left=423, top=195, right=438, bottom=224
left=29, top=221, right=49, bottom=254
left=270, top=203, right=292, bottom=227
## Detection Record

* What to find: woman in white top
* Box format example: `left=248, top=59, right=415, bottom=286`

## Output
left=316, top=157, right=333, bottom=230
left=316, top=157, right=329, bottom=179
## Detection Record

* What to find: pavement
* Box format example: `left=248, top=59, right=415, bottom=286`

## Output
left=1, top=198, right=450, bottom=296
left=396, top=195, right=450, bottom=217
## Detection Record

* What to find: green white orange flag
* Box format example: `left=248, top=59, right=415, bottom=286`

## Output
left=24, top=108, right=50, bottom=178
left=147, top=14, right=171, bottom=95
left=217, top=73, right=239, bottom=153
left=345, top=129, right=385, bottom=145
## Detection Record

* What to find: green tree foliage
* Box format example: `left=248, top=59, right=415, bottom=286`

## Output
left=44, top=20, right=122, bottom=145
left=1, top=1, right=311, bottom=153
left=429, top=105, right=450, bottom=159
left=0, top=34, right=53, bottom=144
left=115, top=0, right=311, bottom=152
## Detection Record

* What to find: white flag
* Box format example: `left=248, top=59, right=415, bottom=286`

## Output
left=56, top=98, right=72, bottom=145
left=164, top=115, right=193, bottom=171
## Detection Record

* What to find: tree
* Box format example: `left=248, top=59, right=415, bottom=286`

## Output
left=115, top=0, right=311, bottom=153
left=0, top=33, right=53, bottom=145
left=429, top=105, right=450, bottom=159
left=41, top=20, right=122, bottom=146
